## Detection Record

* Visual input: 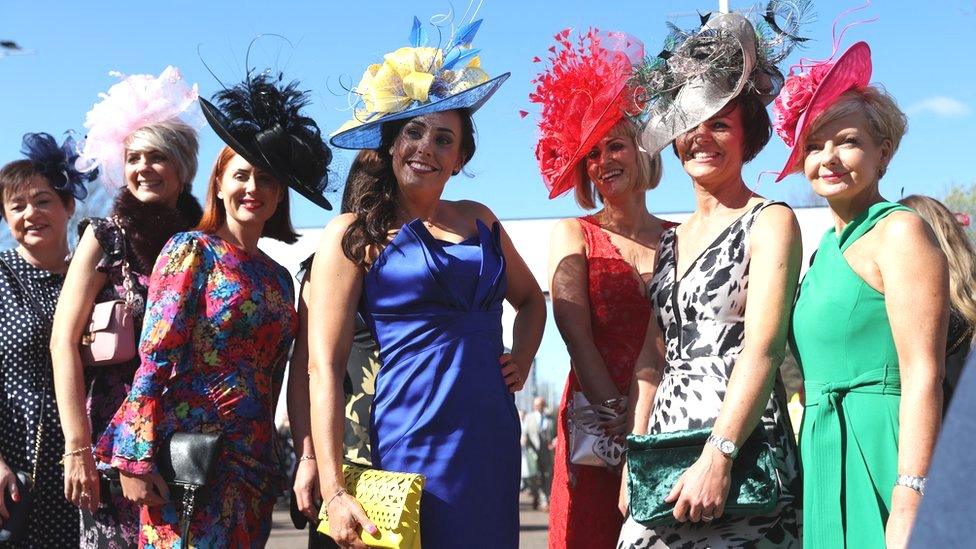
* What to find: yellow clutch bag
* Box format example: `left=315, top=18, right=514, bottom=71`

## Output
left=318, top=463, right=425, bottom=549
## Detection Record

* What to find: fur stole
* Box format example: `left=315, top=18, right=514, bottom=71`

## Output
left=111, top=189, right=203, bottom=273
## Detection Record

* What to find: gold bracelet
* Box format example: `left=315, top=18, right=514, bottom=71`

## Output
left=60, top=445, right=93, bottom=464
left=62, top=445, right=92, bottom=458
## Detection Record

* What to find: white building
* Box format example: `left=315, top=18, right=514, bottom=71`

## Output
left=263, top=206, right=834, bottom=409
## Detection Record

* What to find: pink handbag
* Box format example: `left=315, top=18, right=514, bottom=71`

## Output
left=80, top=216, right=138, bottom=367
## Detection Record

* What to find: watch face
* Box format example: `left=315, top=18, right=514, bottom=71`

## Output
left=720, top=440, right=736, bottom=454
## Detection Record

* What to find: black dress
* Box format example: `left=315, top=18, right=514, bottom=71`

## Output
left=0, top=248, right=79, bottom=547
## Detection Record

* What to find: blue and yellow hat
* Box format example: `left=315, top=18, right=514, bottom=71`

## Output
left=330, top=16, right=509, bottom=150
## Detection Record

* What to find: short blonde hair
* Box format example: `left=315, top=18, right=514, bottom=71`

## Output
left=125, top=120, right=199, bottom=186
left=575, top=119, right=663, bottom=210
left=802, top=85, right=907, bottom=177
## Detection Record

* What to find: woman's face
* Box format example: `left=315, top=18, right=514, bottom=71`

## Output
left=674, top=104, right=746, bottom=185
left=3, top=176, right=73, bottom=252
left=123, top=148, right=182, bottom=207
left=218, top=153, right=283, bottom=229
left=390, top=110, right=465, bottom=193
left=585, top=126, right=642, bottom=200
left=802, top=109, right=891, bottom=202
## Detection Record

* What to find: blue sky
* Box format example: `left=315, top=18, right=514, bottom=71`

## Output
left=2, top=0, right=974, bottom=227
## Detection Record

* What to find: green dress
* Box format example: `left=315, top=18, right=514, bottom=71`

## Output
left=790, top=201, right=911, bottom=548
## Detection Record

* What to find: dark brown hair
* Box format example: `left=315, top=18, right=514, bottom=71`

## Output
left=340, top=109, right=477, bottom=267
left=0, top=160, right=74, bottom=219
left=671, top=91, right=772, bottom=164
left=195, top=145, right=299, bottom=243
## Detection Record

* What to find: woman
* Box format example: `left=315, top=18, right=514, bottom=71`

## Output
left=530, top=29, right=673, bottom=548
left=0, top=133, right=93, bottom=547
left=288, top=167, right=380, bottom=549
left=898, top=194, right=975, bottom=412
left=618, top=11, right=803, bottom=548
left=308, top=16, right=546, bottom=549
left=95, top=72, right=333, bottom=547
left=49, top=66, right=202, bottom=548
left=775, top=41, right=947, bottom=548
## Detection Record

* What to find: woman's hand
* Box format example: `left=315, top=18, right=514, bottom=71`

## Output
left=118, top=470, right=168, bottom=506
left=327, top=492, right=379, bottom=549
left=602, top=397, right=628, bottom=437
left=499, top=353, right=526, bottom=393
left=293, top=458, right=321, bottom=520
left=0, top=457, right=19, bottom=525
left=63, top=452, right=100, bottom=512
left=885, top=487, right=921, bottom=549
left=664, top=445, right=733, bottom=523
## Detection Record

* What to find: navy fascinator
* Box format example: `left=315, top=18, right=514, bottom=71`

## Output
left=200, top=72, right=333, bottom=210
left=20, top=132, right=96, bottom=200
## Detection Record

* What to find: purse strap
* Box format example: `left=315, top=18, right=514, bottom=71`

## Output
left=0, top=254, right=50, bottom=487
left=109, top=215, right=136, bottom=309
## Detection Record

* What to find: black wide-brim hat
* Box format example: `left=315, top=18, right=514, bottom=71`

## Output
left=200, top=77, right=333, bottom=211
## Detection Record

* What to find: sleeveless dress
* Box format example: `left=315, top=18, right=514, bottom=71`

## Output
left=618, top=201, right=801, bottom=548
left=361, top=219, right=520, bottom=549
left=790, top=201, right=911, bottom=548
left=549, top=215, right=676, bottom=549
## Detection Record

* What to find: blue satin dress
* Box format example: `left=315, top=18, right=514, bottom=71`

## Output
left=361, top=218, right=520, bottom=548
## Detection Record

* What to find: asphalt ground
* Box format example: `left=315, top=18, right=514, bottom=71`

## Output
left=266, top=493, right=550, bottom=548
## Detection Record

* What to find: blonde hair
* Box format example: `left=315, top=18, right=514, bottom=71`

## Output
left=899, top=194, right=976, bottom=330
left=125, top=120, right=199, bottom=187
left=801, top=85, right=907, bottom=178
left=575, top=119, right=662, bottom=210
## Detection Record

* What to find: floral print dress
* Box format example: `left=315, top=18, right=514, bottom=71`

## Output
left=95, top=231, right=297, bottom=548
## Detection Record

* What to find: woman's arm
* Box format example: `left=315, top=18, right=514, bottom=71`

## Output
left=619, top=313, right=668, bottom=515
left=877, top=212, right=947, bottom=548
left=101, top=233, right=207, bottom=506
left=481, top=206, right=545, bottom=393
left=287, top=274, right=321, bottom=519
left=49, top=226, right=108, bottom=510
left=667, top=204, right=802, bottom=523
left=548, top=219, right=622, bottom=405
left=307, top=214, right=376, bottom=548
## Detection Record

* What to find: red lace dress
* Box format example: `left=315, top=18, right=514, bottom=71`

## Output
left=548, top=215, right=675, bottom=549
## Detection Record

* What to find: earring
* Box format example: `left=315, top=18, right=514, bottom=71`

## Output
left=452, top=169, right=460, bottom=176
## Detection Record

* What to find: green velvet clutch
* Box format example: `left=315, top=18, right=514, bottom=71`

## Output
left=626, top=427, right=779, bottom=527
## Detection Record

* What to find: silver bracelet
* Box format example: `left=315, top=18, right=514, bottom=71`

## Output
left=895, top=474, right=927, bottom=496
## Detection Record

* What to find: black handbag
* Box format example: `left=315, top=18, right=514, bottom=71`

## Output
left=158, top=432, right=223, bottom=541
left=0, top=471, right=34, bottom=544
left=103, top=432, right=222, bottom=542
left=0, top=256, right=48, bottom=545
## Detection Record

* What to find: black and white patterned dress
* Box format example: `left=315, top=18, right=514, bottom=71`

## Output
left=618, top=201, right=801, bottom=548
left=0, top=248, right=79, bottom=547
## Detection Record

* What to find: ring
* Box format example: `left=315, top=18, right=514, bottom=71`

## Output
left=80, top=492, right=91, bottom=499
left=702, top=514, right=714, bottom=522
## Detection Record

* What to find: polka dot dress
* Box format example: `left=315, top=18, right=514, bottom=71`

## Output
left=0, top=248, right=79, bottom=547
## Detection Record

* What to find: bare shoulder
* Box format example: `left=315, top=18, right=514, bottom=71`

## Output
left=449, top=199, right=498, bottom=224
left=752, top=202, right=800, bottom=244
left=72, top=224, right=106, bottom=268
left=550, top=217, right=585, bottom=248
left=322, top=212, right=358, bottom=239
left=876, top=210, right=941, bottom=255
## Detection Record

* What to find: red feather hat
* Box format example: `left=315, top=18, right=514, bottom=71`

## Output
left=530, top=29, right=644, bottom=199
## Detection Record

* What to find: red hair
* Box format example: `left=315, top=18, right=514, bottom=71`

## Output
left=196, top=145, right=299, bottom=243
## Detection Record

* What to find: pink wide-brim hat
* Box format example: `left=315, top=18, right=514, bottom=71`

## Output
left=775, top=42, right=872, bottom=182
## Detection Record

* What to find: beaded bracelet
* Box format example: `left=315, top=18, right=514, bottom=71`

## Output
left=62, top=445, right=92, bottom=458
left=298, top=455, right=316, bottom=462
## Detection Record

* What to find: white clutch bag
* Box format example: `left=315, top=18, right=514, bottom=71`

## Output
left=567, top=391, right=625, bottom=467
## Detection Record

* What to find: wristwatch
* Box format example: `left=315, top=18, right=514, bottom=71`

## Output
left=706, top=433, right=739, bottom=459
left=895, top=474, right=927, bottom=496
